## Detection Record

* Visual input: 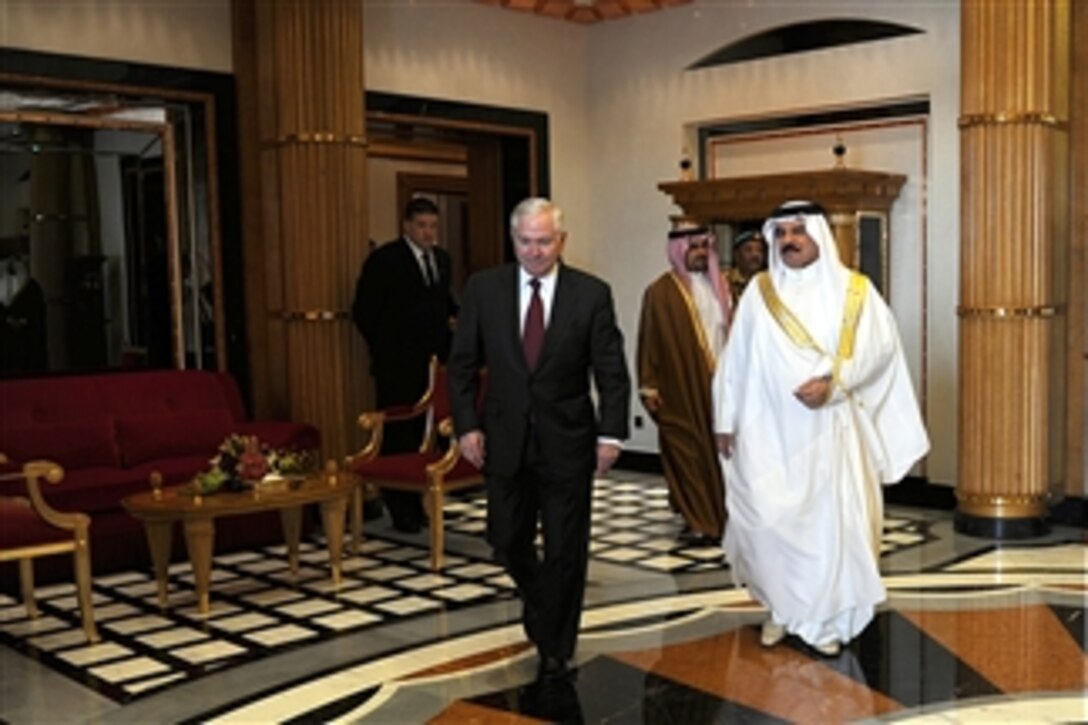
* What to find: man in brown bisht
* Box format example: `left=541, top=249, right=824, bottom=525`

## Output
left=638, top=221, right=732, bottom=544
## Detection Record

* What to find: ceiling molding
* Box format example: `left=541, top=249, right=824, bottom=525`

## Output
left=476, top=0, right=691, bottom=25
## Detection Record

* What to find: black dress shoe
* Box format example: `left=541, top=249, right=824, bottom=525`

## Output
left=537, top=653, right=569, bottom=682
left=522, top=675, right=583, bottom=723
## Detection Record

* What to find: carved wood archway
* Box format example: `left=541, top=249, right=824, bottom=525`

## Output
left=659, top=168, right=906, bottom=289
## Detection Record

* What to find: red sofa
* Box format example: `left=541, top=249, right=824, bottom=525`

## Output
left=0, top=370, right=319, bottom=581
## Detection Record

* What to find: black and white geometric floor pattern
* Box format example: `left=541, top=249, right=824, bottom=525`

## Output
left=444, top=478, right=937, bottom=574
left=0, top=477, right=936, bottom=703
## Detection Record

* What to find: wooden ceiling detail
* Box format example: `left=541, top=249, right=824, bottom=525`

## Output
left=476, top=0, right=691, bottom=25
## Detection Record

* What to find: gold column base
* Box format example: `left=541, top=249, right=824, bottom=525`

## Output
left=956, top=491, right=1050, bottom=518
left=954, top=492, right=1051, bottom=539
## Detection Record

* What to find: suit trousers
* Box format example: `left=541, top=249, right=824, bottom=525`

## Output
left=486, top=427, right=593, bottom=661
left=375, top=366, right=429, bottom=524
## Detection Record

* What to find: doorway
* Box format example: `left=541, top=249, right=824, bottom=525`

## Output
left=365, top=91, right=548, bottom=298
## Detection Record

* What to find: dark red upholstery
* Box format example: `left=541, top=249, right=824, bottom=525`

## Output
left=116, top=410, right=235, bottom=466
left=0, top=500, right=70, bottom=548
left=32, top=466, right=152, bottom=515
left=430, top=366, right=487, bottom=423
left=1, top=418, right=120, bottom=470
left=0, top=370, right=320, bottom=583
left=352, top=452, right=478, bottom=483
left=353, top=452, right=436, bottom=481
left=231, top=421, right=321, bottom=451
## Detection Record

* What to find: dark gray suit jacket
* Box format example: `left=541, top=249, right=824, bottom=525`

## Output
left=447, top=263, right=630, bottom=479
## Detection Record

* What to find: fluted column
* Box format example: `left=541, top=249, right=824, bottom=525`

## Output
left=957, top=0, right=1071, bottom=537
left=234, top=0, right=369, bottom=462
left=826, top=211, right=859, bottom=269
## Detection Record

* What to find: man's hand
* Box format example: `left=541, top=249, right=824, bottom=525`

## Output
left=595, top=442, right=621, bottom=477
left=716, top=433, right=734, bottom=459
left=458, top=430, right=486, bottom=469
left=794, top=375, right=832, bottom=409
left=641, top=390, right=663, bottom=414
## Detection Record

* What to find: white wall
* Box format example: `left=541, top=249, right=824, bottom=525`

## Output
left=0, top=0, right=232, bottom=72
left=581, top=1, right=961, bottom=484
left=364, top=2, right=593, bottom=269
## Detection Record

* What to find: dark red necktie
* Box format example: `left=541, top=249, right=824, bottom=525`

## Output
left=523, top=278, right=544, bottom=370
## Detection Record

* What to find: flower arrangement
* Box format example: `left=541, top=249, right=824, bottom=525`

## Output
left=193, top=434, right=316, bottom=494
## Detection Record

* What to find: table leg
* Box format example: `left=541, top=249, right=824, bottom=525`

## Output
left=142, top=521, right=173, bottom=610
left=182, top=517, right=215, bottom=615
left=320, top=495, right=349, bottom=588
left=280, top=506, right=303, bottom=578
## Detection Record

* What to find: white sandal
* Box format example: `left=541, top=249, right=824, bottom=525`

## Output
left=760, top=620, right=786, bottom=647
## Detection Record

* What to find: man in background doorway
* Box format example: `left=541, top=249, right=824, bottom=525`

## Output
left=352, top=197, right=457, bottom=533
left=637, top=221, right=730, bottom=543
left=727, top=229, right=768, bottom=301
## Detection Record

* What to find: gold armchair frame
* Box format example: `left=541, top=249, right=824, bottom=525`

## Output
left=0, top=454, right=99, bottom=643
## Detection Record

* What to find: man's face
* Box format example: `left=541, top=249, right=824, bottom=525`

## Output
left=735, top=238, right=766, bottom=276
left=774, top=219, right=819, bottom=269
left=683, top=235, right=711, bottom=273
left=403, top=212, right=440, bottom=249
left=513, top=211, right=565, bottom=278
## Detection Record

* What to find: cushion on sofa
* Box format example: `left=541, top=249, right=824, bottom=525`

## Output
left=37, top=466, right=152, bottom=514
left=0, top=418, right=120, bottom=470
left=40, top=455, right=217, bottom=514
left=102, top=370, right=239, bottom=418
left=128, top=455, right=220, bottom=487
left=230, top=421, right=321, bottom=452
left=116, top=410, right=234, bottom=467
left=0, top=377, right=109, bottom=427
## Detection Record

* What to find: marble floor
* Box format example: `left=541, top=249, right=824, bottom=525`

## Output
left=0, top=470, right=1084, bottom=724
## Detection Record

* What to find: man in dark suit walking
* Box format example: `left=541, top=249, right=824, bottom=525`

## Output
left=352, top=197, right=457, bottom=533
left=448, top=197, right=630, bottom=682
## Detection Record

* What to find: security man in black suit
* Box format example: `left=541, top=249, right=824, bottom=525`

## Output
left=448, top=197, right=630, bottom=682
left=352, top=197, right=457, bottom=533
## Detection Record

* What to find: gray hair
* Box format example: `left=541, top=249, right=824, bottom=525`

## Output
left=509, top=197, right=564, bottom=236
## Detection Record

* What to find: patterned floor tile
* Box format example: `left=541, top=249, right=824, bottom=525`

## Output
left=0, top=473, right=948, bottom=709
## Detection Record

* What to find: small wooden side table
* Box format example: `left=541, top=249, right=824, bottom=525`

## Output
left=122, top=467, right=359, bottom=615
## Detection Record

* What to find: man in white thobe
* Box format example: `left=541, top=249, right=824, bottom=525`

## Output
left=712, top=201, right=928, bottom=656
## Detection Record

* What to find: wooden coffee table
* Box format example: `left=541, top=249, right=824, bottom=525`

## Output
left=122, top=468, right=359, bottom=615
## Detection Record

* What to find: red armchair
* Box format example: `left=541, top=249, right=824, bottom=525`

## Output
left=348, top=358, right=485, bottom=570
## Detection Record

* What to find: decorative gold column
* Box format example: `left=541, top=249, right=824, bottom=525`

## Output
left=1066, top=0, right=1086, bottom=506
left=826, top=211, right=860, bottom=269
left=233, top=0, right=369, bottom=461
left=957, top=0, right=1071, bottom=537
